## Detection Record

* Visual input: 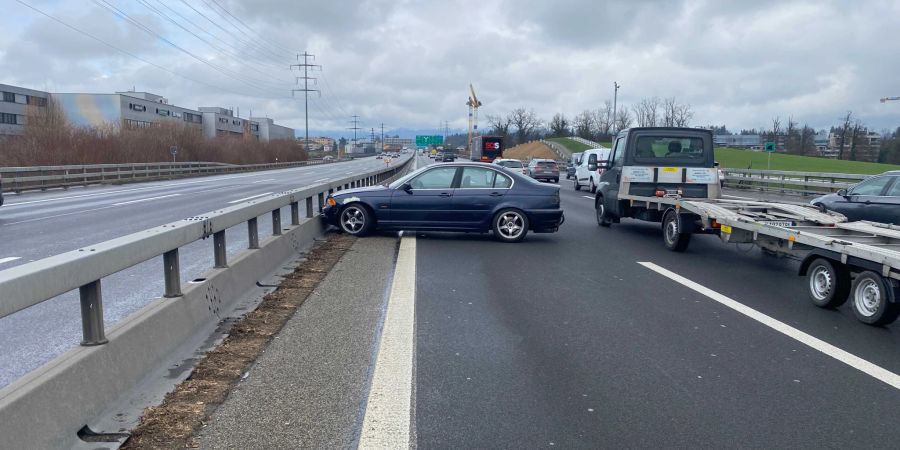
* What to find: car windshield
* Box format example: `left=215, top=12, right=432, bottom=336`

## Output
left=497, top=160, right=523, bottom=168
left=633, top=136, right=706, bottom=165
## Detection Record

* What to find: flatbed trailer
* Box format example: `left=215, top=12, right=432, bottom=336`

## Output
left=622, top=193, right=900, bottom=325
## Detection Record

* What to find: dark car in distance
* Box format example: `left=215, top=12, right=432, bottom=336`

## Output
left=811, top=171, right=900, bottom=224
left=322, top=162, right=564, bottom=242
left=441, top=152, right=456, bottom=162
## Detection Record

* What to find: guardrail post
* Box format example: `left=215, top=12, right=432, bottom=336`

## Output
left=306, top=196, right=313, bottom=218
left=83, top=166, right=87, bottom=187
left=248, top=217, right=259, bottom=249
left=291, top=201, right=300, bottom=225
left=79, top=280, right=108, bottom=346
left=318, top=192, right=325, bottom=213
left=272, top=208, right=282, bottom=235
left=163, top=249, right=182, bottom=298
left=214, top=231, right=227, bottom=268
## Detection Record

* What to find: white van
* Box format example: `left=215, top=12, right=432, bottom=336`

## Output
left=573, top=147, right=611, bottom=192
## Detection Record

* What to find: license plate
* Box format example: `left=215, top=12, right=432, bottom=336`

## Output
left=762, top=221, right=795, bottom=227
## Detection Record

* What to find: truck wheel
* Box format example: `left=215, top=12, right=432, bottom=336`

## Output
left=662, top=210, right=691, bottom=252
left=595, top=196, right=612, bottom=227
left=806, top=258, right=850, bottom=308
left=574, top=178, right=582, bottom=191
left=850, top=271, right=900, bottom=326
left=589, top=179, right=597, bottom=193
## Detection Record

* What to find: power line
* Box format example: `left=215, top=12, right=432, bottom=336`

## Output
left=200, top=0, right=289, bottom=61
left=348, top=115, right=362, bottom=142
left=291, top=52, right=321, bottom=154
left=178, top=0, right=287, bottom=66
left=13, top=0, right=285, bottom=100
left=206, top=0, right=296, bottom=55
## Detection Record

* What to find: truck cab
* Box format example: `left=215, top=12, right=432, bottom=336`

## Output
left=593, top=127, right=720, bottom=227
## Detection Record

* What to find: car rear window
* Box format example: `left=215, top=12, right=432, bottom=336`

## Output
left=536, top=162, right=558, bottom=169
left=498, top=160, right=523, bottom=168
left=634, top=136, right=706, bottom=165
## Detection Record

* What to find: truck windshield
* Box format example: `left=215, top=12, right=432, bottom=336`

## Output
left=633, top=136, right=706, bottom=165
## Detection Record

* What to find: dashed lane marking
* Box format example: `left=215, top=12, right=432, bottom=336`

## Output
left=227, top=192, right=273, bottom=204
left=639, top=261, right=900, bottom=391
left=252, top=178, right=276, bottom=183
left=582, top=196, right=594, bottom=200
left=113, top=194, right=181, bottom=206
left=359, top=236, right=416, bottom=449
left=0, top=257, right=21, bottom=265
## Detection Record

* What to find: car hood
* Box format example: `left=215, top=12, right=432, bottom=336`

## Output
left=330, top=184, right=391, bottom=200
left=810, top=193, right=840, bottom=205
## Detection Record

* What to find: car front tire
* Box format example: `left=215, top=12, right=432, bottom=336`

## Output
left=589, top=179, right=597, bottom=193
left=493, top=208, right=529, bottom=243
left=574, top=178, right=582, bottom=191
left=339, top=204, right=373, bottom=236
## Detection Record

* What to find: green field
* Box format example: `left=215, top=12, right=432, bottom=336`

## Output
left=714, top=147, right=900, bottom=175
left=546, top=137, right=612, bottom=154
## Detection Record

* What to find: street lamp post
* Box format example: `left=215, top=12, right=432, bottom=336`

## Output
left=612, top=81, right=621, bottom=135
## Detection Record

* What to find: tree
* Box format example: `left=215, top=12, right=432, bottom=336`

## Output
left=798, top=125, right=816, bottom=156
left=662, top=97, right=693, bottom=127
left=837, top=111, right=853, bottom=160
left=573, top=110, right=594, bottom=140
left=785, top=116, right=799, bottom=154
left=632, top=97, right=661, bottom=127
left=849, top=120, right=864, bottom=161
left=548, top=113, right=570, bottom=137
left=592, top=101, right=614, bottom=139
left=615, top=108, right=633, bottom=131
left=509, top=108, right=542, bottom=145
left=486, top=114, right=512, bottom=138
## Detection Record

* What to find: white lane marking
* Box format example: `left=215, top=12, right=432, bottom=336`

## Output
left=582, top=195, right=594, bottom=200
left=359, top=236, right=416, bottom=449
left=227, top=192, right=273, bottom=204
left=0, top=257, right=21, bottom=265
left=112, top=193, right=181, bottom=206
left=639, top=261, right=900, bottom=391
left=252, top=178, right=276, bottom=184
left=313, top=178, right=329, bottom=183
left=345, top=171, right=355, bottom=175
left=3, top=205, right=118, bottom=226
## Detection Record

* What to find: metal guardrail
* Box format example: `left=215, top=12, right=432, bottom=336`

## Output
left=0, top=156, right=412, bottom=345
left=0, top=158, right=352, bottom=193
left=722, top=168, right=868, bottom=196
left=567, top=136, right=603, bottom=147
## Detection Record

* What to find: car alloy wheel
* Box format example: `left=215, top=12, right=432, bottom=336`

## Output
left=498, top=212, right=524, bottom=239
left=340, top=206, right=367, bottom=234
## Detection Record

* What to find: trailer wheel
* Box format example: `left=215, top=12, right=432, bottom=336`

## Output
left=662, top=210, right=691, bottom=252
left=806, top=258, right=850, bottom=308
left=850, top=271, right=900, bottom=326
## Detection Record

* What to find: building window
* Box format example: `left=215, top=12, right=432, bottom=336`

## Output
left=250, top=124, right=259, bottom=131
left=0, top=112, right=19, bottom=124
left=183, top=112, right=201, bottom=123
left=218, top=117, right=228, bottom=124
left=232, top=119, right=241, bottom=126
left=26, top=96, right=47, bottom=107
left=156, top=108, right=170, bottom=116
left=124, top=119, right=151, bottom=128
left=128, top=103, right=147, bottom=112
left=2, top=92, right=14, bottom=103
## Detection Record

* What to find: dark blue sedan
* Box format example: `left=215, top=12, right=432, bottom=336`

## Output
left=811, top=171, right=900, bottom=224
left=322, top=162, right=564, bottom=242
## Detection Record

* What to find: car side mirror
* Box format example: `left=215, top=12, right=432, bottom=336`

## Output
left=587, top=163, right=597, bottom=171
left=836, top=188, right=848, bottom=197
left=400, top=183, right=413, bottom=193
left=714, top=161, right=720, bottom=167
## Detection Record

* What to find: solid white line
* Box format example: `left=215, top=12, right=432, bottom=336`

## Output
left=252, top=178, right=276, bottom=183
left=112, top=193, right=181, bottom=206
left=638, top=261, right=900, bottom=391
left=313, top=178, right=329, bottom=183
left=227, top=192, right=273, bottom=204
left=0, top=257, right=21, bottom=264
left=359, top=236, right=416, bottom=449
left=582, top=195, right=594, bottom=200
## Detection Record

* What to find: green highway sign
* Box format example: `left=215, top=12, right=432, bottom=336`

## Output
left=416, top=135, right=444, bottom=147
left=765, top=142, right=776, bottom=152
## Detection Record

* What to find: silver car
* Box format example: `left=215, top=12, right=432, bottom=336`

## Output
left=527, top=159, right=560, bottom=183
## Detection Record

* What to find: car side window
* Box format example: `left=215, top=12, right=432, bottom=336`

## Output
left=410, top=167, right=458, bottom=189
left=611, top=137, right=625, bottom=167
left=460, top=167, right=496, bottom=188
left=850, top=176, right=892, bottom=196
left=885, top=178, right=900, bottom=196
left=494, top=172, right=512, bottom=188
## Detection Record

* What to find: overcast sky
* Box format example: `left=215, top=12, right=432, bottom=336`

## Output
left=2, top=0, right=899, bottom=136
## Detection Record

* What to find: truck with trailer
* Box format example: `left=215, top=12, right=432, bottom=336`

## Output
left=592, top=127, right=900, bottom=326
left=470, top=136, right=504, bottom=163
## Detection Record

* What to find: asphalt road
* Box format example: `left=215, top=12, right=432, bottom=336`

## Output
left=414, top=179, right=900, bottom=448
left=0, top=155, right=410, bottom=388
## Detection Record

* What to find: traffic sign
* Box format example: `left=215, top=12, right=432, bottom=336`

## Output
left=765, top=142, right=776, bottom=152
left=415, top=135, right=444, bottom=146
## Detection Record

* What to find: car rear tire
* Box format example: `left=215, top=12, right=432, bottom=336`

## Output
left=850, top=271, right=900, bottom=326
left=595, top=196, right=612, bottom=227
left=493, top=209, right=529, bottom=243
left=589, top=179, right=597, bottom=193
left=339, top=204, right=373, bottom=236
left=662, top=210, right=691, bottom=252
left=806, top=258, right=850, bottom=308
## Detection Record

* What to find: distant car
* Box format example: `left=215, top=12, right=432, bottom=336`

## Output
left=376, top=154, right=383, bottom=159
left=322, top=162, right=564, bottom=242
left=567, top=152, right=583, bottom=180
left=811, top=171, right=900, bottom=224
left=441, top=152, right=456, bottom=162
left=573, top=147, right=610, bottom=192
left=527, top=159, right=560, bottom=183
left=323, top=155, right=334, bottom=162
left=493, top=158, right=528, bottom=176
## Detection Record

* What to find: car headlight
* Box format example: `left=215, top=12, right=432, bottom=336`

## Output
left=326, top=197, right=337, bottom=207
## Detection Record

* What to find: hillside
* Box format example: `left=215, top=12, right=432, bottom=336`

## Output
left=504, top=141, right=559, bottom=161
left=715, top=147, right=900, bottom=175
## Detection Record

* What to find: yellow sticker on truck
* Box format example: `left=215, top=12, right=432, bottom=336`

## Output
left=661, top=167, right=679, bottom=172
left=721, top=225, right=732, bottom=234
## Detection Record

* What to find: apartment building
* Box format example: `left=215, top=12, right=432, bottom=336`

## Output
left=0, top=83, right=49, bottom=135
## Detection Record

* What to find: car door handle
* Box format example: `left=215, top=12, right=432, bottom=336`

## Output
left=489, top=192, right=503, bottom=197
left=439, top=192, right=451, bottom=198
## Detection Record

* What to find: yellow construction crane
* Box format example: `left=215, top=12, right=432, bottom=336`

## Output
left=881, top=96, right=900, bottom=103
left=466, top=83, right=482, bottom=151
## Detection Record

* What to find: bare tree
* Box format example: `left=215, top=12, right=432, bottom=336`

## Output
left=632, top=97, right=661, bottom=127
left=799, top=125, right=816, bottom=156
left=485, top=114, right=512, bottom=139
left=837, top=111, right=853, bottom=160
left=785, top=116, right=798, bottom=154
left=615, top=108, right=633, bottom=131
left=573, top=110, right=594, bottom=140
left=549, top=113, right=570, bottom=137
left=509, top=108, right=542, bottom=145
left=672, top=102, right=693, bottom=127
left=592, top=101, right=613, bottom=139
left=662, top=97, right=693, bottom=127
left=849, top=120, right=864, bottom=161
